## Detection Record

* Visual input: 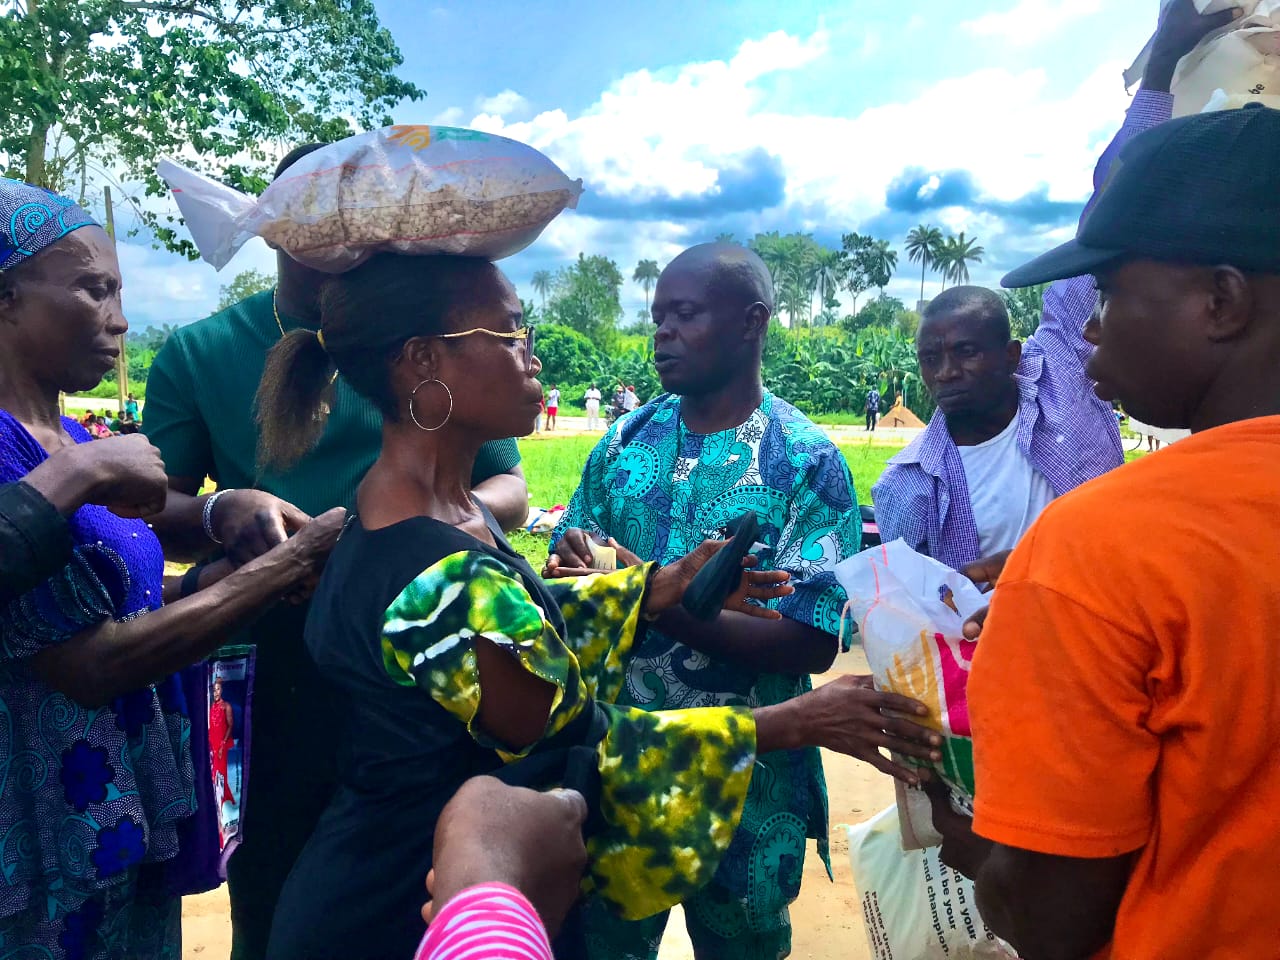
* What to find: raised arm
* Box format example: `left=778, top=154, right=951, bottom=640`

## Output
left=1032, top=0, right=1230, bottom=369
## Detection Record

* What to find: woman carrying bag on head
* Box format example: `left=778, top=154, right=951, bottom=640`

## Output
left=256, top=253, right=942, bottom=960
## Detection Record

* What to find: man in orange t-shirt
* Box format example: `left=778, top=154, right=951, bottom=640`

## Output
left=923, top=84, right=1280, bottom=960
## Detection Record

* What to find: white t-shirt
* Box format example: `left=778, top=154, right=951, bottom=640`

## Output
left=623, top=389, right=638, bottom=411
left=547, top=389, right=560, bottom=407
left=956, top=416, right=1056, bottom=557
left=585, top=388, right=601, bottom=402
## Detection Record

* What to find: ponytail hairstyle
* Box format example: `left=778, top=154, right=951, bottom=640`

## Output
left=254, top=254, right=500, bottom=472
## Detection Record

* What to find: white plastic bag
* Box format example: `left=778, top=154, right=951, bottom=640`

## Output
left=835, top=541, right=987, bottom=815
left=1174, top=19, right=1280, bottom=115
left=158, top=125, right=583, bottom=272
left=1125, top=1, right=1280, bottom=114
left=848, top=807, right=1019, bottom=960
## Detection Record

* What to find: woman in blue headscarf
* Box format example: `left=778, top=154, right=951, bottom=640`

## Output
left=0, top=178, right=345, bottom=959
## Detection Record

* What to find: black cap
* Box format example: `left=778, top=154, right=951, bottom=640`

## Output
left=1002, top=104, right=1280, bottom=288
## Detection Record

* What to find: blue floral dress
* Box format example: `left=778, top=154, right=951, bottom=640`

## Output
left=0, top=412, right=195, bottom=960
left=553, top=391, right=862, bottom=957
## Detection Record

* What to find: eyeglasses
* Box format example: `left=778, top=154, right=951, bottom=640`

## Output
left=433, top=325, right=536, bottom=372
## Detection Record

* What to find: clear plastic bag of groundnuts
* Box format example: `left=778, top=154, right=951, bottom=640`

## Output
left=157, top=125, right=583, bottom=272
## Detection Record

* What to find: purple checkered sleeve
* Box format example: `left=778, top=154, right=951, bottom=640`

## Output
left=872, top=90, right=1173, bottom=570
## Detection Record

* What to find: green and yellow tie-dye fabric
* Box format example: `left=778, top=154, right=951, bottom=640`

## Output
left=591, top=704, right=755, bottom=919
left=381, top=550, right=758, bottom=918
left=543, top=573, right=647, bottom=703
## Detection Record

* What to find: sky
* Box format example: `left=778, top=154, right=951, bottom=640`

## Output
left=116, top=0, right=1165, bottom=330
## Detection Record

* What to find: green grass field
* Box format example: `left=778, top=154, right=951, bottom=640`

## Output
left=509, top=433, right=907, bottom=565
left=517, top=433, right=908, bottom=508
left=510, top=432, right=1148, bottom=565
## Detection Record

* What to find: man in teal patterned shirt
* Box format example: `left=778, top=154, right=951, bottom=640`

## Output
left=550, top=243, right=861, bottom=959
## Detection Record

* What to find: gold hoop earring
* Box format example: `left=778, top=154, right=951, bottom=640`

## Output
left=409, top=378, right=453, bottom=432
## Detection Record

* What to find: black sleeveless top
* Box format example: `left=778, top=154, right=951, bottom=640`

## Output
left=267, top=509, right=586, bottom=960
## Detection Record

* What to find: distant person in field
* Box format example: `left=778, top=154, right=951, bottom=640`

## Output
left=91, top=415, right=113, bottom=438
left=548, top=241, right=864, bottom=960
left=584, top=383, right=602, bottom=430
left=545, top=383, right=560, bottom=430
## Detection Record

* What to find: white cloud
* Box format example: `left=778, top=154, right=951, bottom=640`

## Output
left=431, top=106, right=466, bottom=126
left=128, top=22, right=1136, bottom=326
left=962, top=0, right=1104, bottom=45
left=463, top=28, right=1130, bottom=282
left=476, top=89, right=530, bottom=117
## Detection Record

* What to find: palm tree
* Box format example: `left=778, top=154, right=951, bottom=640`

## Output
left=531, top=270, right=553, bottom=312
left=940, top=232, right=985, bottom=288
left=813, top=247, right=847, bottom=321
left=869, top=239, right=898, bottom=295
left=904, top=225, right=943, bottom=307
left=779, top=233, right=819, bottom=327
left=749, top=231, right=788, bottom=288
left=632, top=259, right=661, bottom=311
left=714, top=232, right=736, bottom=242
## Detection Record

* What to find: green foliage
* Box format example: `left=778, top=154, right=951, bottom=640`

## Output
left=905, top=224, right=944, bottom=306
left=217, top=268, right=274, bottom=311
left=841, top=232, right=897, bottom=312
left=750, top=231, right=822, bottom=327
left=534, top=324, right=604, bottom=388
left=544, top=253, right=624, bottom=349
left=844, top=292, right=905, bottom=334
left=760, top=321, right=933, bottom=421
left=935, top=231, right=985, bottom=288
left=1000, top=283, right=1049, bottom=340
left=530, top=270, right=554, bottom=311
left=1, top=0, right=423, bottom=255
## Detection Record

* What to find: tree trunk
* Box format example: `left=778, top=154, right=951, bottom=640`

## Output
left=26, top=123, right=50, bottom=187
left=919, top=262, right=926, bottom=308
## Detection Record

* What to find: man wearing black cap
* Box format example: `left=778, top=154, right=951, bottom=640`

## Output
left=924, top=101, right=1280, bottom=960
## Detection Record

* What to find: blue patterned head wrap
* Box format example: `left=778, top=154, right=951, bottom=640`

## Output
left=0, top=178, right=99, bottom=273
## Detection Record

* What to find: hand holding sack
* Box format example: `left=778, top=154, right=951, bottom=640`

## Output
left=835, top=540, right=987, bottom=816
left=158, top=125, right=583, bottom=272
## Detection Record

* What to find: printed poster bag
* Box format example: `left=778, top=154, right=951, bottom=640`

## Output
left=161, top=646, right=257, bottom=893
left=208, top=644, right=255, bottom=876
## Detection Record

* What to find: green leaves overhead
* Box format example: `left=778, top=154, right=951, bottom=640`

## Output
left=1, top=0, right=423, bottom=255
left=216, top=266, right=274, bottom=310
left=543, top=253, right=626, bottom=350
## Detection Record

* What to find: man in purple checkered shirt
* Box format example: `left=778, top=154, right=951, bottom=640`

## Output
left=872, top=31, right=1191, bottom=571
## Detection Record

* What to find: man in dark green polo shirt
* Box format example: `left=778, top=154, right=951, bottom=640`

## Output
left=143, top=144, right=528, bottom=960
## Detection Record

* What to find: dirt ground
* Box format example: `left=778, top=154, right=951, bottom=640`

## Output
left=180, top=648, right=890, bottom=960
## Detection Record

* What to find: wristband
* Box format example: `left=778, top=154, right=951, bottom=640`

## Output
left=202, top=489, right=235, bottom=545
left=180, top=564, right=204, bottom=599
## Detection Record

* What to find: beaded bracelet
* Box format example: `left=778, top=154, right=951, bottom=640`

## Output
left=202, top=489, right=235, bottom=545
